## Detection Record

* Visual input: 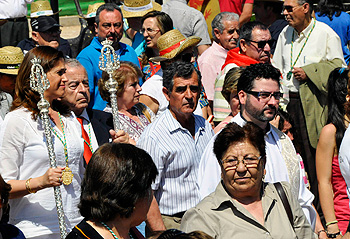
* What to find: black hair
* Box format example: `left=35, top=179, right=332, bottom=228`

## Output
left=238, top=21, right=269, bottom=50
left=316, top=0, right=344, bottom=20
left=327, top=67, right=350, bottom=150
left=95, top=3, right=122, bottom=26
left=163, top=61, right=201, bottom=93
left=79, top=143, right=158, bottom=221
left=237, top=63, right=281, bottom=93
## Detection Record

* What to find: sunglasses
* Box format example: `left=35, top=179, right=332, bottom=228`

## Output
left=175, top=52, right=193, bottom=62
left=246, top=39, right=274, bottom=49
left=282, top=4, right=304, bottom=13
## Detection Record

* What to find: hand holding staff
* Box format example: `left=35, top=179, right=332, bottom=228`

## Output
left=30, top=57, right=67, bottom=239
left=99, top=39, right=120, bottom=131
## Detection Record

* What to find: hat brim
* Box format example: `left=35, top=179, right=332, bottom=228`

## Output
left=31, top=9, right=62, bottom=18
left=0, top=69, right=18, bottom=75
left=121, top=2, right=162, bottom=18
left=150, top=36, right=201, bottom=62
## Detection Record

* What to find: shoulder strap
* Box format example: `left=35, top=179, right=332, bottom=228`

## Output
left=274, top=182, right=294, bottom=231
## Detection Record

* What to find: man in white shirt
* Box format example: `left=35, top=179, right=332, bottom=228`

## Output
left=198, top=63, right=323, bottom=232
left=273, top=0, right=345, bottom=203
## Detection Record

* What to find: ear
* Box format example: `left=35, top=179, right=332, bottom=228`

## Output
left=163, top=87, right=170, bottom=102
left=213, top=28, right=221, bottom=40
left=94, top=22, right=98, bottom=35
left=302, top=2, right=309, bottom=14
left=238, top=90, right=246, bottom=106
left=32, top=31, right=39, bottom=42
left=346, top=94, right=350, bottom=102
left=240, top=39, right=248, bottom=52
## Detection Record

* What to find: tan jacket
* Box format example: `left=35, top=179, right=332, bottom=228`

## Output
left=181, top=182, right=316, bottom=239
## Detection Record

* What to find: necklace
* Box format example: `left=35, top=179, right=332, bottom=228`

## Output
left=101, top=221, right=119, bottom=239
left=86, top=123, right=94, bottom=153
left=287, top=18, right=316, bottom=81
left=50, top=112, right=73, bottom=185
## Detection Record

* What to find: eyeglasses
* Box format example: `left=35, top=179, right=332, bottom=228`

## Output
left=246, top=39, right=274, bottom=49
left=222, top=155, right=262, bottom=170
left=282, top=4, right=304, bottom=13
left=246, top=90, right=283, bottom=101
left=177, top=52, right=193, bottom=62
left=139, top=28, right=161, bottom=36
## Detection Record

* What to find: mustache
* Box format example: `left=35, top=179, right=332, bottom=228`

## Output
left=264, top=105, right=277, bottom=111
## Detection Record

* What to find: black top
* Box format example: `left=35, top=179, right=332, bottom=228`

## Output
left=17, top=37, right=72, bottom=58
left=66, top=220, right=103, bottom=239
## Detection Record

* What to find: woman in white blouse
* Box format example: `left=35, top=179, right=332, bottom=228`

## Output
left=0, top=46, right=84, bottom=239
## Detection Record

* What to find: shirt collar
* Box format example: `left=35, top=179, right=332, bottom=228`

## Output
left=293, top=18, right=315, bottom=39
left=165, top=109, right=205, bottom=135
left=79, top=108, right=90, bottom=123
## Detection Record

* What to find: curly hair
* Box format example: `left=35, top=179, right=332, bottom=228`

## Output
left=237, top=63, right=281, bottom=93
left=316, top=0, right=344, bottom=20
left=79, top=143, right=158, bottom=221
left=214, top=122, right=266, bottom=165
left=99, top=61, right=143, bottom=103
left=11, top=46, right=64, bottom=119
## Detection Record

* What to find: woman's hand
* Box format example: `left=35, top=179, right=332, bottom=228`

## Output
left=110, top=129, right=131, bottom=144
left=39, top=167, right=65, bottom=189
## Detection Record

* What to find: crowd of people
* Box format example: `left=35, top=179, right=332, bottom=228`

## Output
left=0, top=0, right=350, bottom=238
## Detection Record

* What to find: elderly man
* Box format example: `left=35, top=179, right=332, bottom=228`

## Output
left=17, top=16, right=71, bottom=57
left=198, top=63, right=324, bottom=233
left=77, top=3, right=140, bottom=111
left=137, top=61, right=214, bottom=229
left=213, top=21, right=272, bottom=123
left=198, top=12, right=239, bottom=110
left=273, top=0, right=345, bottom=206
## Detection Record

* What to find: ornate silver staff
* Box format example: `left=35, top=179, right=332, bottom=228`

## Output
left=99, top=39, right=120, bottom=130
left=30, top=58, right=67, bottom=239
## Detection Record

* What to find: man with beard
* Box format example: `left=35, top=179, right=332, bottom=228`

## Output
left=197, top=63, right=321, bottom=232
left=77, top=3, right=140, bottom=111
left=198, top=12, right=239, bottom=111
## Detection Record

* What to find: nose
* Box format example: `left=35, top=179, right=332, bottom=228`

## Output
left=267, top=94, right=278, bottom=105
left=78, top=82, right=88, bottom=92
left=264, top=42, right=271, bottom=52
left=136, top=83, right=141, bottom=92
left=185, top=87, right=193, bottom=98
left=235, top=159, right=247, bottom=172
left=110, top=25, right=115, bottom=33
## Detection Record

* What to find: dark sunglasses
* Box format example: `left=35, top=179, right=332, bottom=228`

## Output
left=177, top=52, right=193, bottom=62
left=246, top=39, right=274, bottom=49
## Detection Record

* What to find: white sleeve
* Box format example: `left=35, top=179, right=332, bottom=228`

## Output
left=297, top=154, right=317, bottom=230
left=197, top=134, right=221, bottom=200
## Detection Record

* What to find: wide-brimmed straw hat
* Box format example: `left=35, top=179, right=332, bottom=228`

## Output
left=30, top=1, right=61, bottom=18
left=150, top=29, right=202, bottom=62
left=0, top=46, right=24, bottom=75
left=121, top=0, right=162, bottom=18
left=80, top=2, right=104, bottom=19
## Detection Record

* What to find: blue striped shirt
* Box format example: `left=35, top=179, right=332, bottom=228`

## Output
left=137, top=109, right=214, bottom=215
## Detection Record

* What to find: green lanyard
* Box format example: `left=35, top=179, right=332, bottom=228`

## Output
left=287, top=19, right=316, bottom=81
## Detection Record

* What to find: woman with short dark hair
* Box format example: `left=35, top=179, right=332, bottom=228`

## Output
left=181, top=122, right=316, bottom=238
left=67, top=143, right=158, bottom=239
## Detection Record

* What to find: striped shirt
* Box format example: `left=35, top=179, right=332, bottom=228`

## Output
left=137, top=109, right=214, bottom=215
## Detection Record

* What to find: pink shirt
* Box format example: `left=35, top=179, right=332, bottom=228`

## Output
left=198, top=41, right=228, bottom=101
left=219, top=0, right=254, bottom=15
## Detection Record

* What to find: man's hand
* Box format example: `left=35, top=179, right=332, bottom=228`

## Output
left=292, top=67, right=308, bottom=81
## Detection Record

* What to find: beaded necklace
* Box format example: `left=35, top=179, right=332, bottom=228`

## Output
left=286, top=19, right=316, bottom=81
left=101, top=221, right=119, bottom=239
left=50, top=112, right=73, bottom=185
left=85, top=122, right=94, bottom=153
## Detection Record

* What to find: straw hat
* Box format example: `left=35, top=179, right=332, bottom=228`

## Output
left=30, top=1, right=61, bottom=18
left=0, top=47, right=24, bottom=75
left=81, top=2, right=105, bottom=19
left=150, top=29, right=201, bottom=62
left=121, top=0, right=162, bottom=18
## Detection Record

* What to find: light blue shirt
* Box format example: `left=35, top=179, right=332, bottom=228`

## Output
left=137, top=109, right=214, bottom=215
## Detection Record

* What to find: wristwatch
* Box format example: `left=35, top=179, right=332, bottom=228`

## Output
left=326, top=231, right=341, bottom=238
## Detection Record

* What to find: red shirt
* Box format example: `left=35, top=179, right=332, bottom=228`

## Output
left=219, top=0, right=254, bottom=15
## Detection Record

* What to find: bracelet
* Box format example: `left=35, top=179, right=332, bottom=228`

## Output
left=326, top=220, right=338, bottom=227
left=326, top=231, right=342, bottom=238
left=317, top=230, right=326, bottom=237
left=25, top=178, right=36, bottom=194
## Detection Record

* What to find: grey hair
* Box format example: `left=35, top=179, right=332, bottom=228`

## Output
left=65, top=58, right=87, bottom=75
left=297, top=0, right=313, bottom=12
left=212, top=12, right=239, bottom=41
left=95, top=3, right=123, bottom=26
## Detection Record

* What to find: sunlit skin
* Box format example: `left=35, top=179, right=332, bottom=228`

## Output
left=239, top=78, right=280, bottom=129
left=95, top=9, right=123, bottom=44
left=43, top=59, right=67, bottom=104
left=221, top=140, right=265, bottom=201
left=283, top=0, right=310, bottom=34
left=214, top=20, right=240, bottom=50
left=240, top=29, right=271, bottom=63
left=118, top=77, right=142, bottom=111
left=142, top=17, right=162, bottom=49
left=32, top=29, right=60, bottom=49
